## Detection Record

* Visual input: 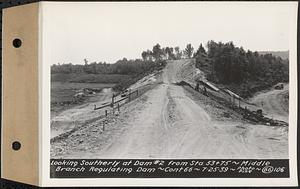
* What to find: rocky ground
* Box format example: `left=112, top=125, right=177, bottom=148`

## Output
left=51, top=59, right=288, bottom=159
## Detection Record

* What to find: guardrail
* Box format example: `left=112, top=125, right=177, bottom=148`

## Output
left=94, top=89, right=139, bottom=111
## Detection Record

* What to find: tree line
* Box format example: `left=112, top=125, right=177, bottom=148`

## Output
left=195, top=40, right=289, bottom=97
left=141, top=43, right=195, bottom=61
left=51, top=58, right=165, bottom=75
left=51, top=43, right=197, bottom=75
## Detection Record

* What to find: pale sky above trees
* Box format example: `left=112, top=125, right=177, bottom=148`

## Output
left=41, top=2, right=297, bottom=64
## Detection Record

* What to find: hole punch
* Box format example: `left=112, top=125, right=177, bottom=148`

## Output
left=12, top=38, right=22, bottom=48
left=12, top=141, right=21, bottom=151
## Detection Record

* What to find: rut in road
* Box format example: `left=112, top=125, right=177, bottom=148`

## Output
left=76, top=59, right=287, bottom=159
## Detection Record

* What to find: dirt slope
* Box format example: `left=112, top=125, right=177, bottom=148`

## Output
left=250, top=84, right=289, bottom=122
left=51, top=88, right=114, bottom=138
left=51, top=59, right=288, bottom=159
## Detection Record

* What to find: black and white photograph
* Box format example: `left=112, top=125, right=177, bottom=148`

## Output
left=49, top=1, right=293, bottom=158
left=1, top=0, right=298, bottom=187
left=43, top=1, right=297, bottom=184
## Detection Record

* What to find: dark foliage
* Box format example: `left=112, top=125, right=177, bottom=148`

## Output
left=184, top=44, right=194, bottom=58
left=194, top=43, right=206, bottom=58
left=51, top=43, right=177, bottom=92
left=51, top=42, right=179, bottom=77
left=51, top=58, right=166, bottom=92
left=51, top=58, right=162, bottom=76
left=195, top=41, right=289, bottom=98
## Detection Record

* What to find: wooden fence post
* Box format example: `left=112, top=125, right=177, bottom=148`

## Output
left=118, top=103, right=120, bottom=112
left=105, top=110, right=108, bottom=117
left=128, top=89, right=131, bottom=101
left=111, top=93, right=115, bottom=107
left=103, top=120, right=105, bottom=131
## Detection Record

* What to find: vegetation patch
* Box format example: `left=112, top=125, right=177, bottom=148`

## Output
left=52, top=73, right=131, bottom=83
left=194, top=41, right=289, bottom=98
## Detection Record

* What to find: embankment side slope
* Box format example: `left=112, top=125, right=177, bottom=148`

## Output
left=51, top=59, right=288, bottom=159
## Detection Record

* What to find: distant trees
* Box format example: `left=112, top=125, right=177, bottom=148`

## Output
left=152, top=43, right=164, bottom=61
left=52, top=43, right=170, bottom=76
left=194, top=44, right=208, bottom=67
left=194, top=43, right=206, bottom=57
left=141, top=44, right=187, bottom=61
left=141, top=43, right=201, bottom=61
left=52, top=43, right=198, bottom=76
left=195, top=40, right=289, bottom=97
left=174, top=46, right=182, bottom=59
left=52, top=58, right=166, bottom=76
left=164, top=47, right=174, bottom=60
left=205, top=40, right=289, bottom=84
left=141, top=51, right=147, bottom=61
left=141, top=50, right=153, bottom=61
left=141, top=43, right=199, bottom=61
left=184, top=44, right=194, bottom=58
left=52, top=41, right=289, bottom=95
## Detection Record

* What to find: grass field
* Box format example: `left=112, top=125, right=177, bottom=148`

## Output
left=51, top=82, right=115, bottom=116
left=50, top=71, right=161, bottom=117
left=51, top=82, right=114, bottom=103
left=51, top=72, right=134, bottom=117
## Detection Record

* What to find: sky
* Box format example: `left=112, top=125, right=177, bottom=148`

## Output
left=42, top=2, right=297, bottom=64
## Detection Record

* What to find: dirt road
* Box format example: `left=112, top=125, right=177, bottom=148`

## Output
left=54, top=59, right=288, bottom=159
left=250, top=84, right=289, bottom=122
left=51, top=88, right=114, bottom=138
